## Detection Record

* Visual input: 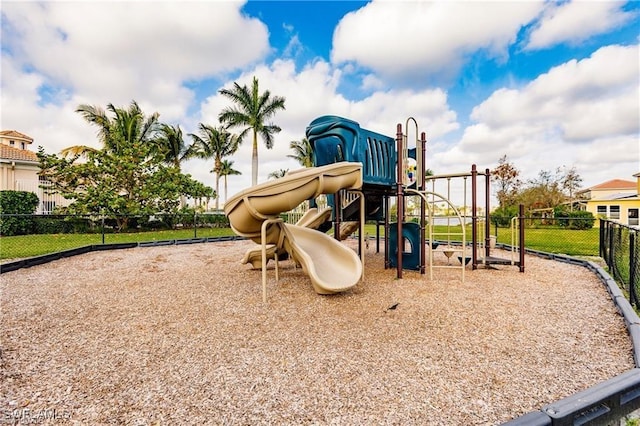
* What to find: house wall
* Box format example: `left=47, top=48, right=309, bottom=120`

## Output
left=0, top=160, right=67, bottom=214
left=0, top=161, right=40, bottom=191
left=585, top=198, right=640, bottom=227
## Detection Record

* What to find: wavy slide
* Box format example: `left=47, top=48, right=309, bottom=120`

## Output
left=224, top=162, right=363, bottom=294
left=240, top=206, right=332, bottom=269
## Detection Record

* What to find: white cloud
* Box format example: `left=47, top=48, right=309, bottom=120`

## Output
left=191, top=58, right=459, bottom=199
left=1, top=1, right=269, bottom=119
left=470, top=44, right=639, bottom=141
left=331, top=0, right=543, bottom=81
left=455, top=43, right=639, bottom=188
left=2, top=0, right=636, bottom=210
left=526, top=1, right=638, bottom=50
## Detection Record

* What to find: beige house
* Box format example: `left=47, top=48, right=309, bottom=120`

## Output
left=578, top=174, right=640, bottom=227
left=0, top=130, right=65, bottom=214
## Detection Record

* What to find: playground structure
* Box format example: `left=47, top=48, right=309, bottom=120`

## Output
left=224, top=115, right=525, bottom=298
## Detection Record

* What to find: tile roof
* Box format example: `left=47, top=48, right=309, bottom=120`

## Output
left=0, top=144, right=39, bottom=162
left=0, top=130, right=33, bottom=142
left=589, top=179, right=636, bottom=190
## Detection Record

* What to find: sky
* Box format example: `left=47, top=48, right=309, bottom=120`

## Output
left=1, top=0, right=639, bottom=208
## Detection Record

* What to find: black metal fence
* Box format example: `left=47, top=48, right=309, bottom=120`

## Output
left=492, top=217, right=599, bottom=257
left=0, top=213, right=233, bottom=262
left=2, top=213, right=605, bottom=263
left=600, top=219, right=640, bottom=307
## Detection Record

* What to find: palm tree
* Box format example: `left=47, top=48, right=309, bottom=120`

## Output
left=156, top=124, right=193, bottom=170
left=218, top=76, right=286, bottom=186
left=268, top=169, right=289, bottom=180
left=216, top=159, right=242, bottom=205
left=63, top=101, right=159, bottom=157
left=156, top=123, right=194, bottom=208
left=189, top=123, right=239, bottom=210
left=288, top=137, right=314, bottom=167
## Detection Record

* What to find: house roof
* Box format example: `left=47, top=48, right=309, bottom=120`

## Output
left=0, top=144, right=39, bottom=162
left=0, top=130, right=33, bottom=142
left=588, top=179, right=636, bottom=191
left=599, top=192, right=640, bottom=201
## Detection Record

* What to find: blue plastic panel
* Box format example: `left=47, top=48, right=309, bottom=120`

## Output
left=306, top=115, right=396, bottom=187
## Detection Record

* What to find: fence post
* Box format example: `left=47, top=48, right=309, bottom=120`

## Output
left=194, top=212, right=197, bottom=239
left=519, top=204, right=525, bottom=272
left=631, top=231, right=637, bottom=308
left=599, top=219, right=605, bottom=259
left=608, top=223, right=615, bottom=273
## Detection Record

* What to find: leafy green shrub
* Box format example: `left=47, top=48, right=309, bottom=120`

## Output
left=198, top=213, right=230, bottom=228
left=0, top=190, right=39, bottom=236
left=556, top=210, right=595, bottom=230
left=490, top=205, right=519, bottom=227
left=32, top=216, right=96, bottom=234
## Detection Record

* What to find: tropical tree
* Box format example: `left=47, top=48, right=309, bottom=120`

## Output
left=216, top=159, right=242, bottom=205
left=61, top=101, right=160, bottom=157
left=39, top=101, right=210, bottom=230
left=156, top=123, right=193, bottom=170
left=38, top=144, right=210, bottom=231
left=156, top=123, right=194, bottom=207
left=268, top=169, right=289, bottom=180
left=218, top=76, right=286, bottom=186
left=288, top=137, right=314, bottom=167
left=189, top=123, right=239, bottom=210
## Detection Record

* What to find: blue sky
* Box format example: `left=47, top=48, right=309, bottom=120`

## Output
left=1, top=1, right=639, bottom=205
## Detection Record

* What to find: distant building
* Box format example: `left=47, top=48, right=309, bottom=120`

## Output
left=0, top=130, right=65, bottom=214
left=578, top=174, right=640, bottom=227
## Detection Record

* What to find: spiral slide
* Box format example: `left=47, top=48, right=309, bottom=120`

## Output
left=224, top=162, right=363, bottom=294
left=240, top=206, right=332, bottom=269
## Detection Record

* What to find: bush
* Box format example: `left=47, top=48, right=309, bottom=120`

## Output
left=556, top=210, right=595, bottom=230
left=490, top=205, right=519, bottom=227
left=32, top=216, right=96, bottom=234
left=0, top=190, right=39, bottom=236
left=198, top=213, right=230, bottom=228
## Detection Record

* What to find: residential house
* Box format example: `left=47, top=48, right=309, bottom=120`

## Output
left=0, top=130, right=64, bottom=214
left=578, top=174, right=640, bottom=227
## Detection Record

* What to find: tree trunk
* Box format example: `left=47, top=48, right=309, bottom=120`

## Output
left=215, top=174, right=221, bottom=211
left=252, top=130, right=258, bottom=186
left=224, top=176, right=228, bottom=205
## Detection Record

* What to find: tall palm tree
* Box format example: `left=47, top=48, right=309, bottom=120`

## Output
left=62, top=101, right=159, bottom=157
left=189, top=123, right=239, bottom=210
left=288, top=137, right=314, bottom=167
left=268, top=169, right=289, bottom=180
left=218, top=76, right=286, bottom=186
left=156, top=123, right=193, bottom=170
left=216, top=159, right=242, bottom=205
left=156, top=123, right=194, bottom=208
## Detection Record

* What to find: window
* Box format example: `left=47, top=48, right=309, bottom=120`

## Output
left=610, top=205, right=620, bottom=219
left=597, top=206, right=607, bottom=217
left=9, top=140, right=15, bottom=146
left=20, top=142, right=25, bottom=149
left=629, top=208, right=639, bottom=226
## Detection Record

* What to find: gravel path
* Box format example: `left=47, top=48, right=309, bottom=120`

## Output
left=0, top=241, right=633, bottom=425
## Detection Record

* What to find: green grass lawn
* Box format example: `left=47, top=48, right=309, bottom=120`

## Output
left=0, top=223, right=599, bottom=262
left=359, top=223, right=599, bottom=256
left=0, top=228, right=236, bottom=261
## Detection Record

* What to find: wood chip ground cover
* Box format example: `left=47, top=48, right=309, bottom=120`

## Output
left=0, top=241, right=633, bottom=425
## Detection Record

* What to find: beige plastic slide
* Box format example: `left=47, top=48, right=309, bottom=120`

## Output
left=224, top=162, right=363, bottom=294
left=240, top=206, right=332, bottom=269
left=283, top=224, right=363, bottom=295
